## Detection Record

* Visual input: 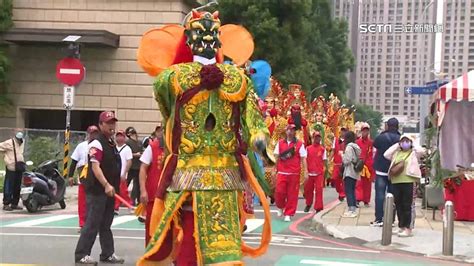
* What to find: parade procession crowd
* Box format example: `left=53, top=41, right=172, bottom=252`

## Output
left=0, top=10, right=428, bottom=266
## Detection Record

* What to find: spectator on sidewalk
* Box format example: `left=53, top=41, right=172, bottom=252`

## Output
left=0, top=131, right=25, bottom=211
left=68, top=125, right=99, bottom=230
left=341, top=131, right=361, bottom=218
left=274, top=124, right=308, bottom=222
left=114, top=130, right=133, bottom=215
left=355, top=123, right=375, bottom=207
left=384, top=134, right=425, bottom=237
left=138, top=137, right=169, bottom=261
left=142, top=122, right=164, bottom=149
left=125, top=127, right=142, bottom=206
left=332, top=127, right=348, bottom=202
left=370, top=118, right=401, bottom=227
left=74, top=111, right=124, bottom=265
left=303, top=131, right=327, bottom=213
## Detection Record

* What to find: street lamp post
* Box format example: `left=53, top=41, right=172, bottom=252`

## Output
left=310, top=83, right=327, bottom=100
left=418, top=0, right=435, bottom=145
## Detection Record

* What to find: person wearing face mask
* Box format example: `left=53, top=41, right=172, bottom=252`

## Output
left=0, top=131, right=25, bottom=211
left=303, top=131, right=327, bottom=213
left=384, top=134, right=425, bottom=237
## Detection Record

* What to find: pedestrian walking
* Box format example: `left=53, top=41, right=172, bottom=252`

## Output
left=384, top=134, right=424, bottom=237
left=370, top=118, right=401, bottom=227
left=114, top=130, right=133, bottom=215
left=125, top=127, right=142, bottom=206
left=341, top=131, right=361, bottom=218
left=0, top=131, right=25, bottom=211
left=332, top=127, right=347, bottom=201
left=355, top=123, right=375, bottom=207
left=138, top=137, right=169, bottom=261
left=68, top=125, right=99, bottom=229
left=274, top=124, right=308, bottom=222
left=74, top=111, right=124, bottom=265
left=304, top=131, right=327, bottom=213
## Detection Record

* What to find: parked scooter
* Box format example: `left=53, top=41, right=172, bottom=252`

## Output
left=20, top=155, right=66, bottom=213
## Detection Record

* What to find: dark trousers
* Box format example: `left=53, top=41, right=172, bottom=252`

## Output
left=344, top=177, right=357, bottom=208
left=392, top=183, right=414, bottom=229
left=3, top=168, right=22, bottom=207
left=75, top=192, right=115, bottom=261
left=375, top=174, right=393, bottom=222
left=127, top=169, right=140, bottom=205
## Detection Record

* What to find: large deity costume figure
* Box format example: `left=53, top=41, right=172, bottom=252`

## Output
left=137, top=11, right=271, bottom=265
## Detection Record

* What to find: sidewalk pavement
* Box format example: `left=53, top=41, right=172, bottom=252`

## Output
left=312, top=191, right=474, bottom=263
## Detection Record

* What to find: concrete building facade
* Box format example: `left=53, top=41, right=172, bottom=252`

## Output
left=1, top=0, right=199, bottom=134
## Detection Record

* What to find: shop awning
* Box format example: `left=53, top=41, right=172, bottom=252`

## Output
left=0, top=28, right=120, bottom=48
left=432, top=70, right=474, bottom=126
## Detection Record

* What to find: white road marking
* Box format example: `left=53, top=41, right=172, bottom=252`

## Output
left=245, top=219, right=265, bottom=233
left=4, top=215, right=77, bottom=227
left=0, top=233, right=378, bottom=254
left=112, top=215, right=138, bottom=226
left=244, top=241, right=380, bottom=254
left=0, top=232, right=142, bottom=240
left=300, top=259, right=373, bottom=265
left=59, top=68, right=81, bottom=74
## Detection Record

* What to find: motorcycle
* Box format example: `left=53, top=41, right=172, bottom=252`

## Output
left=20, top=156, right=66, bottom=213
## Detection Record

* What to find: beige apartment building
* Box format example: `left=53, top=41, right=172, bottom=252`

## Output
left=0, top=0, right=204, bottom=134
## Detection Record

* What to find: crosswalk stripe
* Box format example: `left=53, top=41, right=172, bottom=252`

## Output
left=244, top=219, right=264, bottom=233
left=300, top=259, right=372, bottom=266
left=5, top=215, right=77, bottom=227
left=112, top=215, right=139, bottom=227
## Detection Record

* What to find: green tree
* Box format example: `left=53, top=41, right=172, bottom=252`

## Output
left=0, top=0, right=13, bottom=115
left=217, top=0, right=354, bottom=100
left=353, top=103, right=384, bottom=137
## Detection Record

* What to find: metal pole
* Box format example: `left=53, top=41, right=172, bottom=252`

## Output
left=62, top=107, right=71, bottom=178
left=442, top=201, right=454, bottom=256
left=381, top=193, right=395, bottom=246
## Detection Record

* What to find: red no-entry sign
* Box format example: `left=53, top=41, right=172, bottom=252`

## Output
left=56, top=58, right=85, bottom=86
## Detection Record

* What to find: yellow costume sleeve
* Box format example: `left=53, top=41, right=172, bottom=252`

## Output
left=153, top=68, right=177, bottom=122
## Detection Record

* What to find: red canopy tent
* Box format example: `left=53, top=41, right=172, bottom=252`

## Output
left=431, top=70, right=474, bottom=171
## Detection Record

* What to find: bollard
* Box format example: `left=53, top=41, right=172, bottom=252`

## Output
left=442, top=201, right=454, bottom=256
left=381, top=193, right=395, bottom=246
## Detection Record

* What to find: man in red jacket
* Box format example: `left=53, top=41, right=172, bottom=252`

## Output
left=138, top=136, right=170, bottom=261
left=355, top=123, right=375, bottom=207
left=274, top=124, right=308, bottom=222
left=332, top=127, right=347, bottom=201
left=304, top=131, right=327, bottom=213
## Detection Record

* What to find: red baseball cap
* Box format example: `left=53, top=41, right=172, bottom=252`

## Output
left=86, top=125, right=99, bottom=134
left=99, top=111, right=118, bottom=123
left=116, top=130, right=125, bottom=136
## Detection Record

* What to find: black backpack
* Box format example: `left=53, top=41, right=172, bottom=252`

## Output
left=351, top=146, right=364, bottom=172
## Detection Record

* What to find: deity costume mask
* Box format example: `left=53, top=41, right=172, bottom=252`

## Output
left=136, top=10, right=271, bottom=266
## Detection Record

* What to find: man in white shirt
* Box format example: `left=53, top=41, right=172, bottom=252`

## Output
left=114, top=130, right=133, bottom=214
left=68, top=125, right=99, bottom=229
left=273, top=124, right=308, bottom=222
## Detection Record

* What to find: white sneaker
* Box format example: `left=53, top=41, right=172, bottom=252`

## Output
left=398, top=229, right=413, bottom=237
left=284, top=215, right=291, bottom=222
left=276, top=209, right=283, bottom=217
left=392, top=228, right=403, bottom=235
left=342, top=211, right=357, bottom=218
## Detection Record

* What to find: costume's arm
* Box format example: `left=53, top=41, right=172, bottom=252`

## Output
left=242, top=80, right=270, bottom=152
left=153, top=68, right=176, bottom=122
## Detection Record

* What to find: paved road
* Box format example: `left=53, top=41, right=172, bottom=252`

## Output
left=0, top=188, right=464, bottom=266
